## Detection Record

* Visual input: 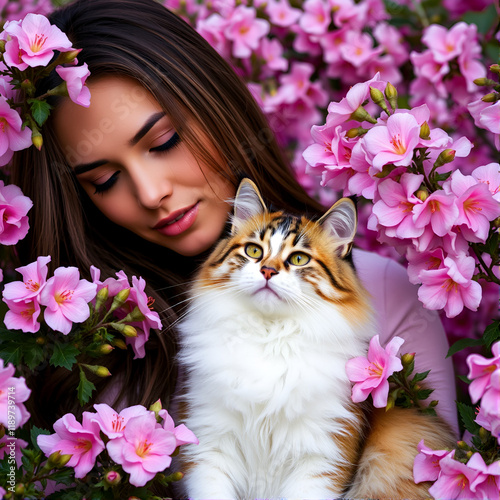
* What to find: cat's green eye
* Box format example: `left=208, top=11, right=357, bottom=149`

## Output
left=245, top=243, right=263, bottom=259
left=288, top=252, right=310, bottom=266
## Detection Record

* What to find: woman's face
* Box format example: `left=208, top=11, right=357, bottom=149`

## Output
left=54, top=76, right=235, bottom=256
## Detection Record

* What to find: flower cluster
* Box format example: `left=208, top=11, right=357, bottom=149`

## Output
left=413, top=342, right=500, bottom=499
left=303, top=73, right=500, bottom=318
left=0, top=13, right=90, bottom=160
left=37, top=401, right=198, bottom=488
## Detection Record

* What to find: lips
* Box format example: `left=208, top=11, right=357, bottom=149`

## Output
left=154, top=202, right=199, bottom=237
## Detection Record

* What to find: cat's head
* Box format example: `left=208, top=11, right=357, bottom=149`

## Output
left=198, top=179, right=368, bottom=317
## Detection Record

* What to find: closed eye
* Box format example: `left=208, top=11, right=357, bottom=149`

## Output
left=93, top=171, right=120, bottom=194
left=149, top=131, right=181, bottom=153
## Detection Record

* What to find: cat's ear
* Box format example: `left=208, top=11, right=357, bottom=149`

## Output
left=318, top=198, right=357, bottom=258
left=231, top=178, right=267, bottom=235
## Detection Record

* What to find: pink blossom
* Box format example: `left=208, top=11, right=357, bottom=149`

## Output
left=410, top=50, right=449, bottom=98
left=373, top=23, right=408, bottom=66
left=299, top=0, right=331, bottom=35
left=278, top=62, right=327, bottom=106
left=196, top=13, right=230, bottom=59
left=55, top=63, right=91, bottom=107
left=476, top=102, right=500, bottom=135
left=447, top=170, right=500, bottom=243
left=265, top=0, right=301, bottom=27
left=258, top=38, right=288, bottom=74
left=468, top=452, right=500, bottom=499
left=224, top=6, right=270, bottom=58
left=412, top=190, right=459, bottom=237
left=339, top=31, right=382, bottom=68
left=371, top=173, right=424, bottom=239
left=38, top=412, right=105, bottom=478
left=363, top=54, right=402, bottom=85
left=475, top=406, right=500, bottom=445
left=91, top=403, right=150, bottom=439
left=422, top=23, right=469, bottom=64
left=39, top=266, right=97, bottom=335
left=90, top=266, right=130, bottom=297
left=2, top=13, right=73, bottom=68
left=3, top=255, right=51, bottom=303
left=3, top=297, right=41, bottom=333
left=345, top=334, right=404, bottom=408
left=467, top=342, right=500, bottom=404
left=406, top=247, right=446, bottom=285
left=428, top=455, right=482, bottom=499
left=0, top=97, right=33, bottom=167
left=106, top=412, right=177, bottom=487
left=418, top=254, right=482, bottom=318
left=362, top=113, right=420, bottom=171
left=480, top=369, right=500, bottom=418
left=0, top=181, right=32, bottom=246
left=413, top=440, right=454, bottom=483
left=0, top=433, right=28, bottom=467
left=0, top=359, right=31, bottom=429
left=159, top=409, right=199, bottom=448
left=471, top=163, right=500, bottom=202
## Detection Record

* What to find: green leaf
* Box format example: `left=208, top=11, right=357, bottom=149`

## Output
left=447, top=338, right=484, bottom=358
left=29, top=99, right=52, bottom=127
left=434, top=171, right=453, bottom=183
left=50, top=342, right=80, bottom=370
left=457, top=375, right=472, bottom=384
left=0, top=342, right=22, bottom=365
left=483, top=321, right=500, bottom=349
left=457, top=401, right=480, bottom=435
left=23, top=343, right=45, bottom=370
left=403, top=359, right=415, bottom=378
left=77, top=368, right=95, bottom=406
left=416, top=388, right=434, bottom=400
left=47, top=468, right=75, bottom=486
left=31, top=426, right=51, bottom=453
left=412, top=370, right=430, bottom=383
left=486, top=231, right=499, bottom=257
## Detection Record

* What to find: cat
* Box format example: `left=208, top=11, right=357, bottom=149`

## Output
left=175, top=178, right=455, bottom=499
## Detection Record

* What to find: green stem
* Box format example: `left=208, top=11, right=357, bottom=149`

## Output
left=471, top=243, right=500, bottom=285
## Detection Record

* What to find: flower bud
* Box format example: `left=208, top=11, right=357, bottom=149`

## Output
left=350, top=105, right=377, bottom=124
left=94, top=286, right=109, bottom=312
left=481, top=92, right=499, bottom=103
left=370, top=86, right=389, bottom=114
left=384, top=82, right=398, bottom=110
left=149, top=398, right=163, bottom=414
left=48, top=450, right=73, bottom=468
left=122, top=306, right=146, bottom=323
left=493, top=216, right=500, bottom=227
left=490, top=64, right=500, bottom=75
left=15, top=484, right=25, bottom=496
left=32, top=129, right=43, bottom=150
left=110, top=288, right=130, bottom=311
left=429, top=400, right=439, bottom=408
left=35, top=336, right=46, bottom=345
left=419, top=121, right=430, bottom=140
left=98, top=344, right=114, bottom=355
left=82, top=364, right=112, bottom=377
left=104, top=470, right=122, bottom=486
left=456, top=440, right=469, bottom=450
left=416, top=189, right=429, bottom=202
left=479, top=426, right=490, bottom=442
left=111, top=322, right=138, bottom=337
left=473, top=77, right=496, bottom=87
left=112, top=338, right=127, bottom=350
left=57, top=48, right=82, bottom=64
left=466, top=450, right=473, bottom=459
left=0, top=40, right=5, bottom=53
left=433, top=149, right=455, bottom=168
left=385, top=396, right=395, bottom=411
left=401, top=352, right=415, bottom=368
left=346, top=127, right=368, bottom=138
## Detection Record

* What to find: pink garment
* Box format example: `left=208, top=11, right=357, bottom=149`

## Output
left=352, top=248, right=459, bottom=435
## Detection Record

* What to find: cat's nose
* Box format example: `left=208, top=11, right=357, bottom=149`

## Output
left=261, top=266, right=278, bottom=280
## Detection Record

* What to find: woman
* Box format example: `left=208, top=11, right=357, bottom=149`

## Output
left=11, top=0, right=458, bottom=435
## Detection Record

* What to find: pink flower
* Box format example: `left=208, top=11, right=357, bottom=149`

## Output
left=480, top=369, right=500, bottom=418
left=0, top=97, right=33, bottom=167
left=91, top=403, right=150, bottom=439
left=475, top=406, right=500, bottom=445
left=224, top=6, right=270, bottom=58
left=3, top=297, right=41, bottom=333
left=299, top=0, right=331, bottom=35
left=371, top=173, right=424, bottom=239
left=362, top=113, right=420, bottom=171
left=413, top=440, right=454, bottom=483
left=265, top=0, right=301, bottom=27
left=38, top=412, right=105, bottom=478
left=159, top=409, right=199, bottom=448
left=39, top=266, right=97, bottom=335
left=412, top=190, right=459, bottom=237
left=258, top=38, right=288, bottom=74
left=106, top=412, right=177, bottom=487
left=422, top=22, right=469, bottom=64
left=2, top=13, right=73, bottom=68
left=55, top=63, right=91, bottom=107
left=471, top=163, right=500, bottom=202
left=428, top=455, right=482, bottom=499
left=0, top=433, right=28, bottom=467
left=345, top=335, right=404, bottom=408
left=0, top=359, right=31, bottom=429
left=467, top=342, right=500, bottom=404
left=468, top=452, right=500, bottom=499
left=339, top=31, right=382, bottom=68
left=418, top=254, right=482, bottom=318
left=3, top=255, right=51, bottom=303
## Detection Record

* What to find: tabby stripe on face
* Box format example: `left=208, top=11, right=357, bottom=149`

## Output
left=316, top=259, right=350, bottom=293
left=210, top=243, right=242, bottom=266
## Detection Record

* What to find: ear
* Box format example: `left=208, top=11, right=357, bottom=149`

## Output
left=231, top=178, right=267, bottom=235
left=318, top=198, right=357, bottom=258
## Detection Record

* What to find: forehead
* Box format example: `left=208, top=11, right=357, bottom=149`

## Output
left=53, top=76, right=161, bottom=165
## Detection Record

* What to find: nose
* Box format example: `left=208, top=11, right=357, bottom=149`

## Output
left=131, top=162, right=173, bottom=209
left=261, top=266, right=278, bottom=281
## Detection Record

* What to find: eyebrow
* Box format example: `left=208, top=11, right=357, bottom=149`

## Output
left=73, top=111, right=166, bottom=175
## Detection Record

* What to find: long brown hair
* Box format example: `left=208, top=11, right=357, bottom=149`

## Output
left=11, top=0, right=324, bottom=428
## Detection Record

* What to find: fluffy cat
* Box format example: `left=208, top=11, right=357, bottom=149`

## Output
left=175, top=179, right=454, bottom=499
